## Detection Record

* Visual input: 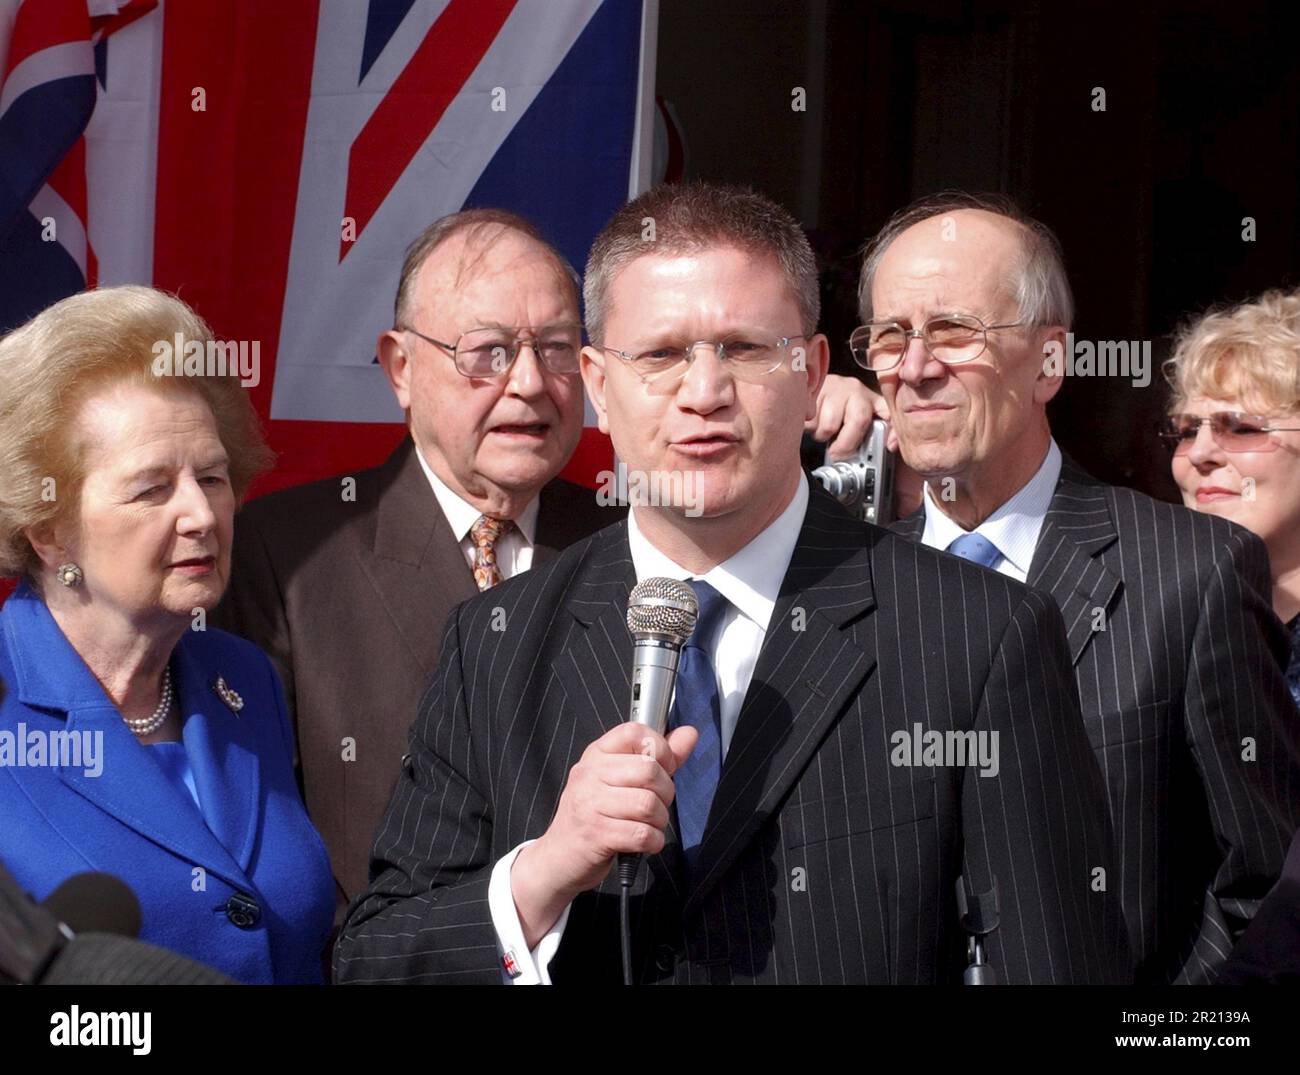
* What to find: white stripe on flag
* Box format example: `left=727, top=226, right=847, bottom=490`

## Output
left=85, top=0, right=163, bottom=285
left=354, top=0, right=452, bottom=102
left=272, top=0, right=604, bottom=422
left=28, top=181, right=86, bottom=274
left=0, top=39, right=94, bottom=117
left=628, top=0, right=657, bottom=199
left=0, top=2, right=21, bottom=79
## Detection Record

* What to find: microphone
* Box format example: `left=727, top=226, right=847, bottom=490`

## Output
left=0, top=861, right=233, bottom=985
left=624, top=577, right=699, bottom=736
left=0, top=860, right=70, bottom=984
left=956, top=874, right=1000, bottom=984
left=44, top=871, right=142, bottom=939
left=616, top=579, right=698, bottom=984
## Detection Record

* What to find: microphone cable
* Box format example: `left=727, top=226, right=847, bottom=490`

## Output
left=619, top=862, right=635, bottom=986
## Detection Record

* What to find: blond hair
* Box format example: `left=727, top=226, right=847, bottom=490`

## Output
left=0, top=285, right=273, bottom=579
left=1165, top=287, right=1300, bottom=416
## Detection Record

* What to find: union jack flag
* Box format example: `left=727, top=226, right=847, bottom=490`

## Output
left=0, top=0, right=655, bottom=492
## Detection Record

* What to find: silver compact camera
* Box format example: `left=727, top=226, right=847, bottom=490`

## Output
left=811, top=418, right=895, bottom=526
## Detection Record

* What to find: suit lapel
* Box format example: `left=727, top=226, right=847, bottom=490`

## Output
left=172, top=637, right=262, bottom=873
left=686, top=489, right=878, bottom=914
left=1026, top=461, right=1122, bottom=665
left=562, top=524, right=689, bottom=897
left=56, top=704, right=248, bottom=888
left=561, top=529, right=634, bottom=745
left=0, top=593, right=255, bottom=890
left=357, top=437, right=478, bottom=666
left=891, top=463, right=1121, bottom=666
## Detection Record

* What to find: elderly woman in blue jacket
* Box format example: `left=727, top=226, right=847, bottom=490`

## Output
left=0, top=286, right=333, bottom=984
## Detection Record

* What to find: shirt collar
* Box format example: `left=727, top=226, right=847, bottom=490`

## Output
left=626, top=477, right=808, bottom=635
left=921, top=438, right=1062, bottom=575
left=414, top=442, right=539, bottom=546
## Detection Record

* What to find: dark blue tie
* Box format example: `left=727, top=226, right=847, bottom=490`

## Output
left=667, top=580, right=729, bottom=869
left=946, top=532, right=1003, bottom=570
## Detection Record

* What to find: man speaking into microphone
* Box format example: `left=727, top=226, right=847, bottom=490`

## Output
left=335, top=183, right=1130, bottom=985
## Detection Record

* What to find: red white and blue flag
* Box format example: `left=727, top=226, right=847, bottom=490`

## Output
left=0, top=0, right=656, bottom=492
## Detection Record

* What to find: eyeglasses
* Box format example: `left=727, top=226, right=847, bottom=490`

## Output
left=399, top=323, right=583, bottom=378
left=1158, top=411, right=1300, bottom=454
left=601, top=333, right=807, bottom=385
left=848, top=314, right=1031, bottom=372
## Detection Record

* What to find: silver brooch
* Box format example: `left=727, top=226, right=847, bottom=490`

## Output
left=214, top=676, right=245, bottom=714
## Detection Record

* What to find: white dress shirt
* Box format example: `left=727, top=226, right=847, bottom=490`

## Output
left=488, top=477, right=810, bottom=983
left=414, top=443, right=540, bottom=580
left=919, top=439, right=1062, bottom=582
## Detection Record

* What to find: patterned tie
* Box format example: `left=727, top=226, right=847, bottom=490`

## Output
left=470, top=515, right=515, bottom=591
left=946, top=532, right=1003, bottom=571
left=667, top=579, right=730, bottom=869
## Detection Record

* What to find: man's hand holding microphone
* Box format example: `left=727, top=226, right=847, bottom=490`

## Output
left=510, top=723, right=697, bottom=950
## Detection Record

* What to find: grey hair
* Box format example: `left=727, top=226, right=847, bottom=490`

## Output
left=583, top=182, right=820, bottom=347
left=857, top=191, right=1074, bottom=330
left=393, top=208, right=580, bottom=327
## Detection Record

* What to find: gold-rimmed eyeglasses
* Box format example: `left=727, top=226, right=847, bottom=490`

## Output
left=399, top=322, right=583, bottom=377
left=849, top=314, right=1032, bottom=372
left=601, top=332, right=808, bottom=385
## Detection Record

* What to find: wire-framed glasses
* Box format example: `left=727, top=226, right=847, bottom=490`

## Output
left=1158, top=411, right=1300, bottom=454
left=400, top=322, right=583, bottom=377
left=849, top=314, right=1031, bottom=372
left=601, top=332, right=807, bottom=385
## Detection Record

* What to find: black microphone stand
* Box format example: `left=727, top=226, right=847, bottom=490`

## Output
left=957, top=875, right=1000, bottom=985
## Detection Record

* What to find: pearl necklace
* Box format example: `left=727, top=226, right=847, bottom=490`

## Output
left=123, top=667, right=172, bottom=737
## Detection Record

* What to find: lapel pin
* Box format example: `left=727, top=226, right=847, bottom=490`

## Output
left=214, top=676, right=245, bottom=714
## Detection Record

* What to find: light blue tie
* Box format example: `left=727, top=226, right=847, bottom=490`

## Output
left=667, top=580, right=729, bottom=869
left=947, top=532, right=1003, bottom=570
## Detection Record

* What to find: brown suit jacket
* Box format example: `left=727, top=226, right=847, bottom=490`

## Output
left=213, top=436, right=622, bottom=909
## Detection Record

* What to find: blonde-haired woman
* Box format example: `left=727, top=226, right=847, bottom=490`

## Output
left=1163, top=287, right=1300, bottom=708
left=0, top=286, right=332, bottom=984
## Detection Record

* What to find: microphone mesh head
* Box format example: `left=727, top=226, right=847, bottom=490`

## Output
left=627, top=577, right=698, bottom=643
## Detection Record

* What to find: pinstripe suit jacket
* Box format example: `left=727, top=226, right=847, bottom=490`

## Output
left=334, top=482, right=1131, bottom=984
left=892, top=460, right=1300, bottom=984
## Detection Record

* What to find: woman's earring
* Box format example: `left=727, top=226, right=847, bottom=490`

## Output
left=56, top=562, right=84, bottom=587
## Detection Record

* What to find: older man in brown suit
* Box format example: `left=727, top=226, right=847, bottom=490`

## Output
left=215, top=210, right=619, bottom=913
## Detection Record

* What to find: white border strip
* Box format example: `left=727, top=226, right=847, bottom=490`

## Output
left=627, top=0, right=658, bottom=199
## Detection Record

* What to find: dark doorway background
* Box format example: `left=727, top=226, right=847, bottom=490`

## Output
left=656, top=0, right=1300, bottom=502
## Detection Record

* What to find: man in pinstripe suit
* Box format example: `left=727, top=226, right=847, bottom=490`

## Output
left=844, top=192, right=1300, bottom=983
left=335, top=183, right=1130, bottom=984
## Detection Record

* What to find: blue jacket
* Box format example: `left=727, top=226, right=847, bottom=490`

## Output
left=0, top=582, right=334, bottom=984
